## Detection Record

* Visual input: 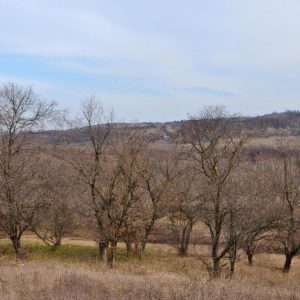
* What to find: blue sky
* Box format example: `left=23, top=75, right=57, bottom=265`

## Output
left=1, top=0, right=300, bottom=121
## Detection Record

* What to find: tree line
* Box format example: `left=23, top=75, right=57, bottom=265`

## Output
left=0, top=82, right=299, bottom=278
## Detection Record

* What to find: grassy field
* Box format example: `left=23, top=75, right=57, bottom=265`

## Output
left=0, top=238, right=299, bottom=299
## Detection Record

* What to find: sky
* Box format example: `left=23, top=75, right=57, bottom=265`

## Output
left=1, top=0, right=300, bottom=122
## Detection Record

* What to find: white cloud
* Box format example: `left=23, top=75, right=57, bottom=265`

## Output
left=1, top=0, right=300, bottom=120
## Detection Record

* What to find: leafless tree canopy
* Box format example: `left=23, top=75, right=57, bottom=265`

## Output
left=0, top=82, right=55, bottom=257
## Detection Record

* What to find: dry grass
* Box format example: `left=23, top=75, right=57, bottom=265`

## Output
left=0, top=259, right=299, bottom=300
left=248, top=136, right=300, bottom=149
left=0, top=238, right=299, bottom=299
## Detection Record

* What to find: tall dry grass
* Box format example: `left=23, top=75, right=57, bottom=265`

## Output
left=0, top=238, right=299, bottom=299
left=0, top=257, right=299, bottom=300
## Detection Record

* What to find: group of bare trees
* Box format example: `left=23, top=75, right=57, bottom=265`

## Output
left=0, top=82, right=299, bottom=278
left=67, top=97, right=181, bottom=265
left=176, top=109, right=300, bottom=277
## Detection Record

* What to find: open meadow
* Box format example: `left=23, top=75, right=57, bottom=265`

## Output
left=0, top=236, right=299, bottom=299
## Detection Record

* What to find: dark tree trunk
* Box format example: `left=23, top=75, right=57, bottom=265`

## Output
left=99, top=240, right=109, bottom=263
left=245, top=244, right=254, bottom=266
left=51, top=240, right=61, bottom=252
left=178, top=220, right=193, bottom=256
left=212, top=257, right=221, bottom=278
left=11, top=236, right=21, bottom=258
left=282, top=243, right=300, bottom=273
left=247, top=251, right=253, bottom=266
left=283, top=252, right=293, bottom=273
left=211, top=236, right=221, bottom=278
left=229, top=240, right=237, bottom=277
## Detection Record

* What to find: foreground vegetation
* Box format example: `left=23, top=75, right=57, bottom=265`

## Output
left=0, top=239, right=299, bottom=299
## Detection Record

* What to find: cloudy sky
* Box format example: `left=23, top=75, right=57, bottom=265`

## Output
left=0, top=0, right=300, bottom=121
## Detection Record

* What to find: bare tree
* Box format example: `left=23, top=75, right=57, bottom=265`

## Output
left=0, top=82, right=55, bottom=257
left=272, top=143, right=300, bottom=272
left=68, top=96, right=112, bottom=263
left=32, top=154, right=76, bottom=251
left=69, top=97, right=147, bottom=266
left=239, top=161, right=280, bottom=266
left=168, top=169, right=201, bottom=256
left=103, top=128, right=147, bottom=267
left=136, top=145, right=180, bottom=256
left=182, top=106, right=248, bottom=277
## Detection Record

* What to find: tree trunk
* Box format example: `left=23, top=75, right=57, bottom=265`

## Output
left=125, top=241, right=132, bottom=256
left=212, top=257, right=221, bottom=278
left=110, top=241, right=117, bottom=268
left=140, top=213, right=156, bottom=255
left=99, top=240, right=109, bottom=263
left=283, top=252, right=293, bottom=273
left=179, top=221, right=193, bottom=256
left=134, top=241, right=139, bottom=254
left=11, top=236, right=21, bottom=259
left=134, top=242, right=143, bottom=260
left=140, top=239, right=148, bottom=258
left=246, top=246, right=253, bottom=266
left=51, top=240, right=61, bottom=252
left=141, top=240, right=146, bottom=252
left=229, top=240, right=237, bottom=277
left=247, top=251, right=253, bottom=266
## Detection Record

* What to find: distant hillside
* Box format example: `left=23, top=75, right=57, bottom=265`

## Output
left=39, top=111, right=300, bottom=145
left=240, top=111, right=300, bottom=136
left=138, top=110, right=300, bottom=139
